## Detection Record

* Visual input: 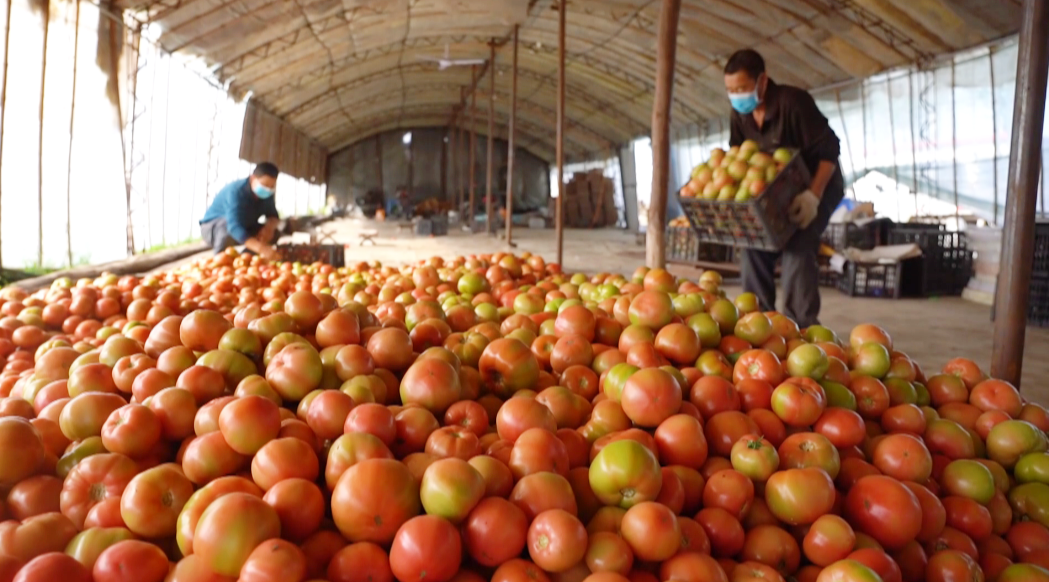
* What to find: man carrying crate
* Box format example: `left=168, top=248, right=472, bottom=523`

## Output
left=724, top=49, right=845, bottom=328
left=199, top=162, right=282, bottom=261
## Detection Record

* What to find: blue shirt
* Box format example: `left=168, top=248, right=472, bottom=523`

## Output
left=200, top=178, right=278, bottom=243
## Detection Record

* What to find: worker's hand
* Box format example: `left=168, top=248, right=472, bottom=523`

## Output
left=789, top=189, right=820, bottom=229
left=260, top=245, right=280, bottom=262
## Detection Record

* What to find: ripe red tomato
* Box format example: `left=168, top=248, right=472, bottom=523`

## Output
left=764, top=467, right=835, bottom=525
left=620, top=501, right=680, bottom=562
left=844, top=475, right=923, bottom=550
left=390, top=515, right=462, bottom=582
left=92, top=540, right=169, bottom=582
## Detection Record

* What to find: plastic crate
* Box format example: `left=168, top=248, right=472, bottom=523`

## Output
left=1030, top=275, right=1049, bottom=328
left=678, top=150, right=812, bottom=251
left=1034, top=223, right=1049, bottom=276
left=887, top=225, right=971, bottom=296
left=276, top=243, right=345, bottom=267
left=822, top=219, right=891, bottom=251
left=838, top=261, right=906, bottom=299
left=665, top=227, right=732, bottom=264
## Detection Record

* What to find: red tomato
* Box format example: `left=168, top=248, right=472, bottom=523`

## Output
left=844, top=475, right=923, bottom=550
left=92, top=540, right=169, bottom=582
left=390, top=515, right=462, bottom=582
left=770, top=378, right=826, bottom=427
left=764, top=467, right=835, bottom=525
left=620, top=501, right=680, bottom=563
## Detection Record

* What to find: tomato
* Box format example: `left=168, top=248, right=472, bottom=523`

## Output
left=733, top=350, right=784, bottom=385
left=843, top=475, right=922, bottom=550
left=778, top=432, right=841, bottom=479
left=770, top=378, right=826, bottom=427
left=192, top=492, right=281, bottom=577
left=1009, top=482, right=1049, bottom=529
left=462, top=497, right=528, bottom=567
left=812, top=407, right=865, bottom=449
left=251, top=436, right=320, bottom=491
left=850, top=375, right=890, bottom=419
left=119, top=463, right=194, bottom=539
left=689, top=376, right=740, bottom=420
left=511, top=472, right=578, bottom=520
left=924, top=418, right=977, bottom=460
left=696, top=507, right=745, bottom=558
left=419, top=457, right=485, bottom=523
left=653, top=414, right=708, bottom=469
left=803, top=514, right=855, bottom=567
left=13, top=552, right=92, bottom=582
left=997, top=564, right=1049, bottom=582
left=942, top=496, right=993, bottom=542
left=765, top=467, right=835, bottom=525
left=940, top=459, right=996, bottom=504
left=331, top=458, right=421, bottom=545
left=60, top=453, right=138, bottom=529
left=740, top=525, right=800, bottom=577
left=585, top=531, right=634, bottom=575
left=706, top=411, right=760, bottom=458
left=265, top=343, right=322, bottom=401
left=659, top=553, right=729, bottom=582
left=390, top=515, right=462, bottom=582
left=480, top=338, right=540, bottom=398
left=902, top=481, right=947, bottom=544
left=924, top=550, right=983, bottom=582
left=326, top=542, right=392, bottom=582
left=147, top=387, right=196, bottom=441
left=871, top=433, right=932, bottom=483
left=497, top=397, right=557, bottom=443
left=730, top=434, right=779, bottom=481
left=589, top=439, right=662, bottom=508
left=492, top=559, right=553, bottom=582
left=620, top=367, right=682, bottom=428
left=987, top=419, right=1049, bottom=469
left=703, top=469, right=754, bottom=519
left=0, top=512, right=79, bottom=563
left=262, top=478, right=324, bottom=541
left=65, top=527, right=138, bottom=571
left=92, top=540, right=169, bottom=582
left=815, top=560, right=882, bottom=582
left=617, top=501, right=679, bottom=563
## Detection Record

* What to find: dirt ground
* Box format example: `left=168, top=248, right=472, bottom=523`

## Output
left=173, top=217, right=1049, bottom=402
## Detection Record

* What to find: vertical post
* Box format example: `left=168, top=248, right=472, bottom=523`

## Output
left=951, top=60, right=960, bottom=226
left=408, top=130, right=414, bottom=195
left=375, top=133, right=383, bottom=197
left=555, top=0, right=566, bottom=266
left=990, top=50, right=1000, bottom=220
left=457, top=102, right=464, bottom=211
left=65, top=0, right=81, bottom=267
left=469, top=65, right=477, bottom=227
left=886, top=79, right=900, bottom=220
left=645, top=0, right=681, bottom=269
left=992, top=0, right=1049, bottom=385
left=505, top=25, right=518, bottom=246
left=441, top=127, right=448, bottom=200
left=485, top=41, right=496, bottom=235
left=38, top=0, right=50, bottom=268
left=0, top=0, right=13, bottom=272
left=908, top=72, right=919, bottom=217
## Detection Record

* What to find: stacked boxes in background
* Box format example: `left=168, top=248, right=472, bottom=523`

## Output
left=562, top=170, right=619, bottom=228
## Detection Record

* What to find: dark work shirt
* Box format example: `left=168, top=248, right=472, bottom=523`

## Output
left=199, top=178, right=278, bottom=243
left=729, top=79, right=842, bottom=180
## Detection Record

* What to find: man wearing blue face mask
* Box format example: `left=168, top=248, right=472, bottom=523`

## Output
left=200, top=162, right=282, bottom=261
left=724, top=49, right=845, bottom=328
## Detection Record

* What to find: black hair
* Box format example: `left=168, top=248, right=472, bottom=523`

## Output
left=724, top=49, right=766, bottom=79
left=253, top=162, right=280, bottom=179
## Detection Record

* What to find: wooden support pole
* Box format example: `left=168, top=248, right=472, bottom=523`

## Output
left=38, top=0, right=50, bottom=268
left=991, top=0, right=1049, bottom=386
left=446, top=126, right=453, bottom=202
left=505, top=25, right=518, bottom=247
left=555, top=0, right=566, bottom=266
left=65, top=0, right=81, bottom=267
left=0, top=0, right=12, bottom=272
left=645, top=0, right=681, bottom=269
left=469, top=65, right=477, bottom=226
left=486, top=41, right=496, bottom=235
left=375, top=133, right=383, bottom=196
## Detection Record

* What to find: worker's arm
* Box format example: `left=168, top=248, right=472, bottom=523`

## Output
left=229, top=192, right=279, bottom=260
left=793, top=90, right=841, bottom=199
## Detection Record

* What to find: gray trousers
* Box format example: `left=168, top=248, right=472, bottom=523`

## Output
left=741, top=186, right=844, bottom=329
left=200, top=218, right=279, bottom=255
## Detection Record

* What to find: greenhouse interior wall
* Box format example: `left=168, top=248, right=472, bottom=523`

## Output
left=0, top=0, right=1045, bottom=274
left=326, top=128, right=552, bottom=215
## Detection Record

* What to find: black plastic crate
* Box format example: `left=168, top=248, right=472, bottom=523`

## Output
left=1034, top=223, right=1049, bottom=276
left=276, top=243, right=345, bottom=267
left=838, top=261, right=905, bottom=299
left=822, top=219, right=892, bottom=251
left=679, top=150, right=811, bottom=251
left=1030, top=275, right=1049, bottom=328
left=666, top=227, right=732, bottom=263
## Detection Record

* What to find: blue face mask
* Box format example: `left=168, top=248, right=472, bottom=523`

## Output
left=729, top=89, right=760, bottom=115
left=253, top=184, right=275, bottom=199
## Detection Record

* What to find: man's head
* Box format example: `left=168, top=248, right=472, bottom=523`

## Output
left=249, top=162, right=279, bottom=199
left=724, top=49, right=768, bottom=115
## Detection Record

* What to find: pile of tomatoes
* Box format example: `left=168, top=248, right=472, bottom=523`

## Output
left=0, top=249, right=1046, bottom=582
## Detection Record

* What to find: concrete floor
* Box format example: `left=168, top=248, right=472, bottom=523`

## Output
left=179, top=217, right=1049, bottom=402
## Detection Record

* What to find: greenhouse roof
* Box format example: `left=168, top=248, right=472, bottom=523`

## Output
left=118, top=0, right=1021, bottom=160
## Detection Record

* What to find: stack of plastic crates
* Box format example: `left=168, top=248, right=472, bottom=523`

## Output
left=276, top=244, right=346, bottom=267
left=1030, top=223, right=1049, bottom=327
left=665, top=227, right=732, bottom=264
left=887, top=223, right=973, bottom=297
